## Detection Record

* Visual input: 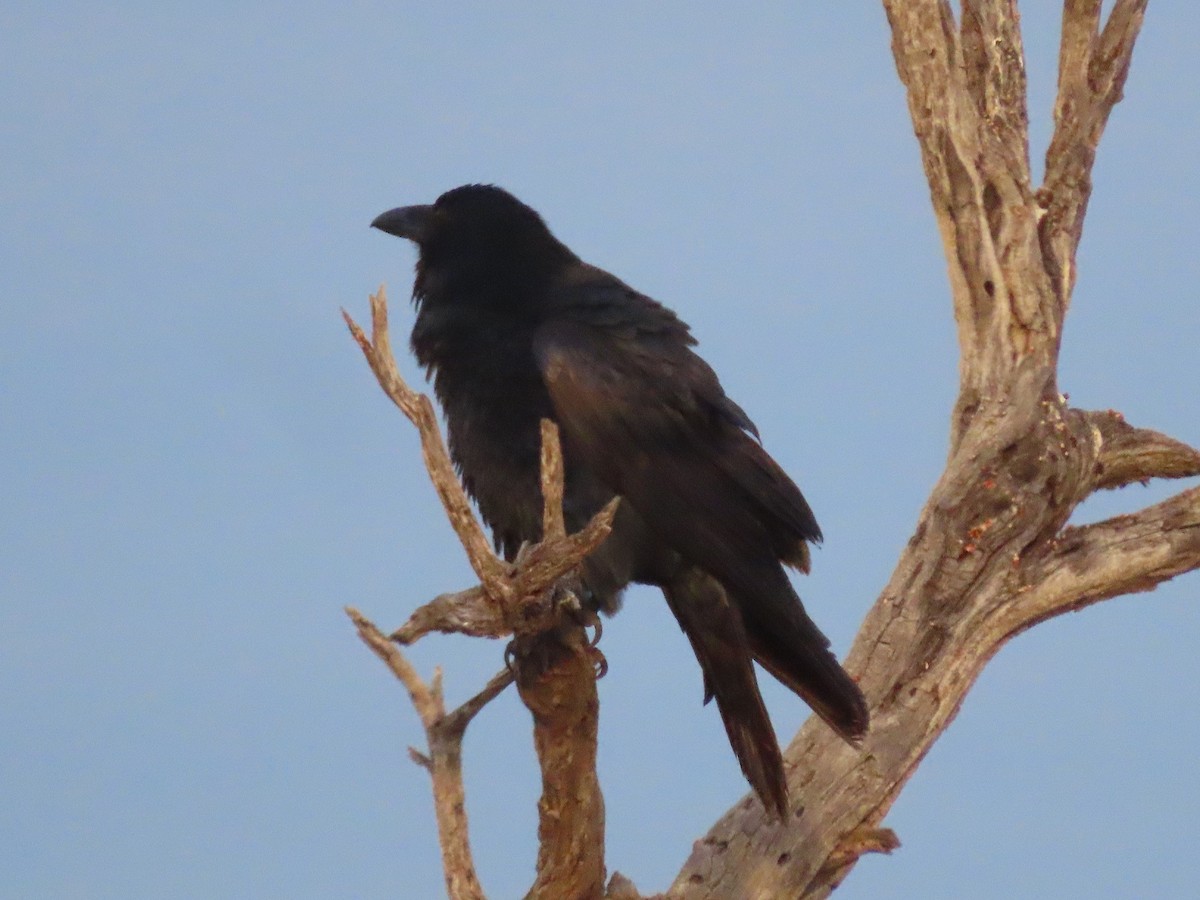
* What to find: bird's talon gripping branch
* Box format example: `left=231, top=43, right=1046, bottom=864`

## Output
left=589, top=646, right=609, bottom=680
left=502, top=639, right=520, bottom=675
left=587, top=615, right=603, bottom=648
left=552, top=584, right=583, bottom=615
left=569, top=602, right=604, bottom=648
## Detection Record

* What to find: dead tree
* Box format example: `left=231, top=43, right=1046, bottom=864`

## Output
left=345, top=2, right=1200, bottom=897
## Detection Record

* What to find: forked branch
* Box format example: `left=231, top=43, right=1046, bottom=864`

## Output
left=668, top=5, right=1196, bottom=898
left=347, top=606, right=498, bottom=900
left=345, top=288, right=618, bottom=644
left=344, top=288, right=621, bottom=899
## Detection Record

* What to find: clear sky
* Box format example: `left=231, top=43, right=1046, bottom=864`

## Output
left=3, top=4, right=1197, bottom=898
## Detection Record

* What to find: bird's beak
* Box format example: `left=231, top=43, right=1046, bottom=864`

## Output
left=371, top=204, right=435, bottom=243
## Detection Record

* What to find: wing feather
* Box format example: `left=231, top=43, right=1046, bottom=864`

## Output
left=532, top=290, right=819, bottom=590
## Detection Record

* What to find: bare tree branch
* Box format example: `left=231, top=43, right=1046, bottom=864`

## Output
left=346, top=287, right=620, bottom=898
left=1077, top=409, right=1200, bottom=491
left=392, top=586, right=499, bottom=643
left=345, top=290, right=619, bottom=646
left=343, top=289, right=511, bottom=597
left=441, top=667, right=517, bottom=740
left=541, top=419, right=567, bottom=542
left=961, top=0, right=1030, bottom=167
left=1055, top=0, right=1101, bottom=114
left=667, top=5, right=1194, bottom=897
left=816, top=826, right=902, bottom=891
left=1006, top=485, right=1200, bottom=634
left=883, top=0, right=1055, bottom=446
left=346, top=606, right=486, bottom=900
left=519, top=625, right=607, bottom=900
left=1040, top=0, right=1148, bottom=309
left=389, top=493, right=619, bottom=646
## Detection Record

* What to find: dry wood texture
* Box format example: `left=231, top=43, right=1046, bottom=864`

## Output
left=669, top=3, right=1199, bottom=897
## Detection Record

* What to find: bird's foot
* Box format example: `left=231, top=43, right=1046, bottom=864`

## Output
left=556, top=586, right=607, bottom=678
left=504, top=581, right=608, bottom=681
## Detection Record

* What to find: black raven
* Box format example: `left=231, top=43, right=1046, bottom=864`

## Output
left=372, top=184, right=867, bottom=815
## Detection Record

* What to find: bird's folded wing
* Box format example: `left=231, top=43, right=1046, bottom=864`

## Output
left=532, top=315, right=819, bottom=595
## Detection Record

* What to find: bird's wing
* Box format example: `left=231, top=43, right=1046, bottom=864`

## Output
left=536, top=277, right=868, bottom=752
left=531, top=298, right=819, bottom=591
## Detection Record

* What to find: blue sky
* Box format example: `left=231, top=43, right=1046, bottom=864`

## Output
left=3, top=4, right=1197, bottom=898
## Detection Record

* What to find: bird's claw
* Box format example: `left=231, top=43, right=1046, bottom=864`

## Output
left=587, top=644, right=609, bottom=679
left=503, top=619, right=607, bottom=681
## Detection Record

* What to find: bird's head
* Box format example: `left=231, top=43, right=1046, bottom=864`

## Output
left=372, top=184, right=577, bottom=306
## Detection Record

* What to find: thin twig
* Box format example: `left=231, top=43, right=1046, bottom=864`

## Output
left=347, top=605, right=442, bottom=727
left=345, top=606, right=484, bottom=900
left=343, top=288, right=512, bottom=597
left=391, top=586, right=500, bottom=643
left=441, top=667, right=517, bottom=739
left=541, top=419, right=567, bottom=542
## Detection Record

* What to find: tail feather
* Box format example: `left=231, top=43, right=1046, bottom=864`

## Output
left=664, top=568, right=788, bottom=817
left=663, top=563, right=869, bottom=817
left=733, top=569, right=868, bottom=745
left=748, top=629, right=868, bottom=745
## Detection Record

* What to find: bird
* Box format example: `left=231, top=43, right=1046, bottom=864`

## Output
left=371, top=184, right=867, bottom=816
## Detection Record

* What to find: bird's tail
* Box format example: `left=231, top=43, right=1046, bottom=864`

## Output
left=735, top=568, right=868, bottom=745
left=664, top=568, right=788, bottom=817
